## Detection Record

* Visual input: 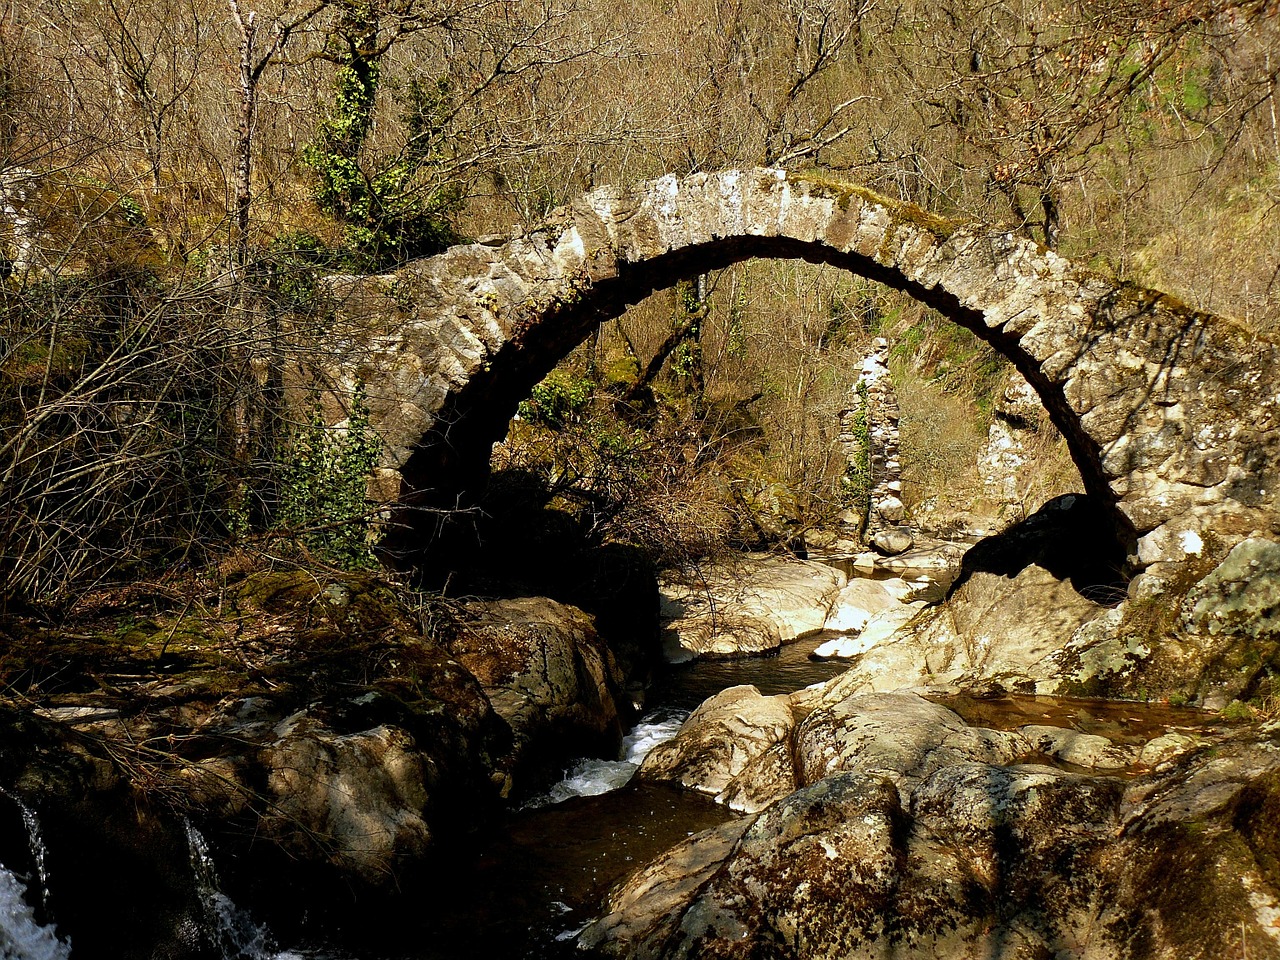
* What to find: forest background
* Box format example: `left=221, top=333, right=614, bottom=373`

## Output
left=1, top=0, right=1278, bottom=611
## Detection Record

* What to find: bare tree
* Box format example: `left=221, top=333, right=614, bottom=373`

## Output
left=228, top=0, right=322, bottom=266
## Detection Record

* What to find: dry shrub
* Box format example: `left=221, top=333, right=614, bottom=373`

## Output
left=893, top=363, right=989, bottom=522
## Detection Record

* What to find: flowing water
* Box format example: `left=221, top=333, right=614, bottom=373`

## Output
left=524, top=709, right=690, bottom=808
left=643, top=632, right=855, bottom=711
left=0, top=638, right=834, bottom=960
left=230, top=635, right=848, bottom=960
left=0, top=791, right=52, bottom=927
left=183, top=821, right=307, bottom=960
left=0, top=792, right=69, bottom=960
left=0, top=864, right=70, bottom=960
left=0, top=580, right=1234, bottom=959
left=405, top=634, right=852, bottom=959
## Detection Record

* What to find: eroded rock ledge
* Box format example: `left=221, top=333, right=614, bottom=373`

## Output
left=0, top=569, right=645, bottom=954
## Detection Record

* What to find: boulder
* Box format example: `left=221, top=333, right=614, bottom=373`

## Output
left=850, top=551, right=879, bottom=574
left=812, top=601, right=924, bottom=660
left=1048, top=538, right=1280, bottom=705
left=877, top=576, right=916, bottom=601
left=641, top=692, right=1032, bottom=817
left=809, top=632, right=879, bottom=660
left=1138, top=731, right=1200, bottom=767
left=876, top=494, right=906, bottom=523
left=875, top=536, right=969, bottom=573
left=822, top=578, right=900, bottom=633
left=176, top=680, right=505, bottom=891
left=255, top=713, right=433, bottom=882
left=1175, top=538, right=1280, bottom=700
left=793, top=692, right=1027, bottom=797
left=714, top=740, right=799, bottom=813
left=578, top=817, right=753, bottom=955
left=659, top=556, right=846, bottom=660
left=450, top=596, right=624, bottom=779
left=815, top=561, right=1109, bottom=694
left=871, top=527, right=914, bottom=555
left=638, top=685, right=794, bottom=800
left=581, top=723, right=1280, bottom=960
left=1018, top=723, right=1137, bottom=770
left=931, top=562, right=1109, bottom=677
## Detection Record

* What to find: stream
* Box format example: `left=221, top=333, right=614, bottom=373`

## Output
left=379, top=633, right=853, bottom=960
left=0, top=589, right=1237, bottom=960
left=0, top=635, right=849, bottom=960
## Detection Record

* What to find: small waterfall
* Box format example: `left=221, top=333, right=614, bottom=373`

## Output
left=183, top=821, right=301, bottom=960
left=0, top=791, right=51, bottom=923
left=0, top=787, right=67, bottom=959
left=526, top=708, right=688, bottom=808
left=0, top=863, right=71, bottom=960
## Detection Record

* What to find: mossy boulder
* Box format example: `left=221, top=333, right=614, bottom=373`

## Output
left=1181, top=538, right=1280, bottom=642
left=1052, top=538, right=1280, bottom=706
left=449, top=596, right=625, bottom=790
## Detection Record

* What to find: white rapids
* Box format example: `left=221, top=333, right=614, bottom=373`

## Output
left=0, top=789, right=69, bottom=960
left=0, top=864, right=70, bottom=960
left=527, top=709, right=688, bottom=808
left=184, top=821, right=321, bottom=960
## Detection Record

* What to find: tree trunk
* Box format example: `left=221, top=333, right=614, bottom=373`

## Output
left=231, top=0, right=257, bottom=268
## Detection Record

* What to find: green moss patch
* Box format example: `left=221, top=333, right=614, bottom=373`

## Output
left=786, top=171, right=964, bottom=240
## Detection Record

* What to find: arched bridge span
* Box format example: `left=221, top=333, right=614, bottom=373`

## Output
left=328, top=168, right=1280, bottom=566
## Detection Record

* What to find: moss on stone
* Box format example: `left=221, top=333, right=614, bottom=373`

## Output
left=786, top=170, right=963, bottom=240
left=602, top=354, right=641, bottom=391
left=233, top=569, right=323, bottom=610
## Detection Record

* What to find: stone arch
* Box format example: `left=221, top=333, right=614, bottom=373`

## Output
left=329, top=168, right=1280, bottom=567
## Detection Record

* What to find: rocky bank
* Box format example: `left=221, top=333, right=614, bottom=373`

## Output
left=581, top=496, right=1280, bottom=959
left=0, top=566, right=642, bottom=955
left=4, top=493, right=1280, bottom=958
left=586, top=690, right=1280, bottom=960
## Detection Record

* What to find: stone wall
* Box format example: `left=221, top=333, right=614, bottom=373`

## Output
left=838, top=338, right=906, bottom=546
left=326, top=167, right=1280, bottom=569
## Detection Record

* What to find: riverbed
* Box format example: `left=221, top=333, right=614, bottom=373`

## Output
left=0, top=620, right=1237, bottom=960
left=385, top=633, right=851, bottom=960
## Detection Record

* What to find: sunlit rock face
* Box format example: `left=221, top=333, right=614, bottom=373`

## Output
left=658, top=556, right=846, bottom=661
left=329, top=167, right=1280, bottom=568
left=797, top=496, right=1280, bottom=706
left=581, top=693, right=1280, bottom=960
left=637, top=684, right=796, bottom=810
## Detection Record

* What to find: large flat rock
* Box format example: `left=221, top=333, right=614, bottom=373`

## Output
left=659, top=555, right=846, bottom=661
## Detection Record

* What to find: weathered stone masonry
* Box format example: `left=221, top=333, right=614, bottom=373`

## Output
left=327, top=167, right=1280, bottom=568
left=838, top=338, right=905, bottom=544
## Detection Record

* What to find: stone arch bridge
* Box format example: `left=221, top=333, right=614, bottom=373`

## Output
left=326, top=167, right=1280, bottom=568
